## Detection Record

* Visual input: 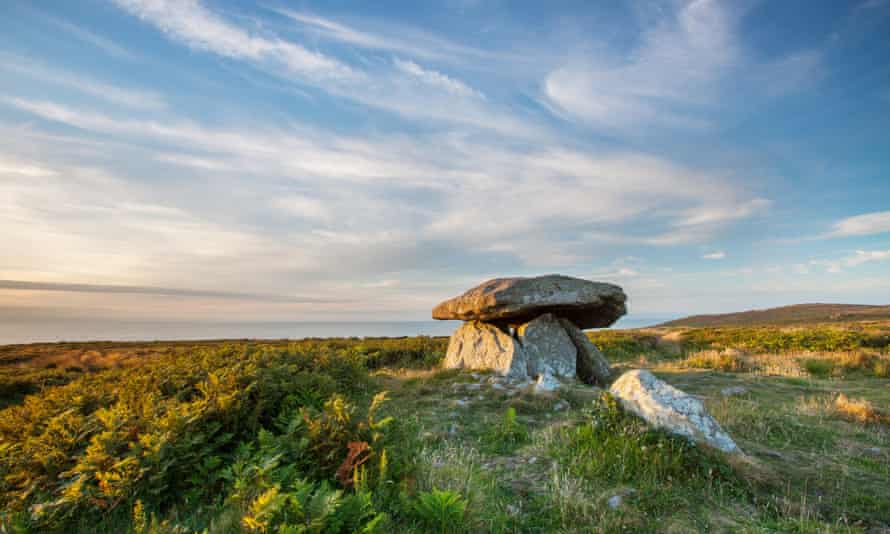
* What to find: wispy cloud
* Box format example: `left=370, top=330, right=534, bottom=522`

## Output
left=111, top=0, right=356, bottom=81
left=393, top=59, right=484, bottom=99
left=0, top=53, right=165, bottom=110
left=0, top=155, right=57, bottom=177
left=825, top=211, right=890, bottom=237
left=811, top=250, right=890, bottom=273
left=4, top=0, right=874, bottom=324
left=107, top=0, right=538, bottom=138
left=543, top=0, right=821, bottom=131
left=1, top=96, right=768, bottom=289
left=45, top=16, right=138, bottom=60
left=270, top=8, right=506, bottom=64
left=0, top=280, right=346, bottom=303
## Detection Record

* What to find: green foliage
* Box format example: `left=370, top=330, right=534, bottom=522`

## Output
left=802, top=358, right=835, bottom=378
left=587, top=324, right=890, bottom=362
left=681, top=326, right=881, bottom=353
left=482, top=407, right=529, bottom=454
left=551, top=393, right=739, bottom=487
left=348, top=336, right=446, bottom=370
left=0, top=366, right=77, bottom=408
left=412, top=489, right=468, bottom=534
left=585, top=331, right=662, bottom=361
left=1, top=329, right=885, bottom=532
left=299, top=391, right=393, bottom=482
left=0, top=342, right=408, bottom=532
left=873, top=358, right=890, bottom=377
left=240, top=481, right=388, bottom=533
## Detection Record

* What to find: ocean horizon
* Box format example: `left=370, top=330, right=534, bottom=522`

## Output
left=0, top=315, right=673, bottom=345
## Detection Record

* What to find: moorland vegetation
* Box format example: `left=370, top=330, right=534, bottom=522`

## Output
left=0, top=322, right=888, bottom=532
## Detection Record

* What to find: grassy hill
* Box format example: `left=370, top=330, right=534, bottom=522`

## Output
left=656, top=303, right=890, bottom=327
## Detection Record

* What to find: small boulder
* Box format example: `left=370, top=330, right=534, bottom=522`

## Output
left=518, top=313, right=577, bottom=378
left=609, top=370, right=740, bottom=454
left=720, top=386, right=748, bottom=397
left=558, top=318, right=611, bottom=385
left=534, top=371, right=561, bottom=393
left=606, top=488, right=636, bottom=510
left=443, top=321, right=529, bottom=379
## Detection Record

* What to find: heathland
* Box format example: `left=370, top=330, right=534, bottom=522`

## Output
left=0, top=320, right=888, bottom=533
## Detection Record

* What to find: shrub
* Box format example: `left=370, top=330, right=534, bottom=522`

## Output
left=299, top=392, right=393, bottom=484
left=802, top=359, right=834, bottom=378
left=412, top=489, right=468, bottom=534
left=832, top=394, right=890, bottom=425
left=0, top=344, right=399, bottom=532
left=240, top=480, right=388, bottom=533
left=482, top=407, right=529, bottom=454
left=873, top=358, right=890, bottom=378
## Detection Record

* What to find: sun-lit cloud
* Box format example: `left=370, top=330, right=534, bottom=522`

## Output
left=110, top=0, right=355, bottom=81
left=826, top=211, right=890, bottom=237
left=0, top=0, right=885, bottom=329
left=811, top=250, right=890, bottom=273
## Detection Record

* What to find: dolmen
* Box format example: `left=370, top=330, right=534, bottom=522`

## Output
left=432, top=274, right=626, bottom=390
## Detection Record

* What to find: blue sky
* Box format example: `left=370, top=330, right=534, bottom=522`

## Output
left=0, top=0, right=888, bottom=324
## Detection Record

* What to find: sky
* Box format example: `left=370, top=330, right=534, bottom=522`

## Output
left=0, top=0, right=889, bottom=326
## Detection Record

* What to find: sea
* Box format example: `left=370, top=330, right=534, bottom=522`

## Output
left=0, top=315, right=674, bottom=345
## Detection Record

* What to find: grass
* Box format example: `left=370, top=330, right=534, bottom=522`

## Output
left=0, top=322, right=888, bottom=532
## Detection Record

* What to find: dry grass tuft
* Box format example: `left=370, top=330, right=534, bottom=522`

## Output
left=681, top=350, right=749, bottom=372
left=872, top=358, right=890, bottom=378
left=670, top=348, right=890, bottom=379
left=832, top=393, right=890, bottom=425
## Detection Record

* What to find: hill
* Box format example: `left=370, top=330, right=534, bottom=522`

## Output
left=656, top=303, right=890, bottom=327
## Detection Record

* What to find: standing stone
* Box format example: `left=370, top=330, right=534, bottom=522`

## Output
left=517, top=313, right=577, bottom=378
left=432, top=274, right=626, bottom=329
left=609, top=370, right=740, bottom=454
left=443, top=321, right=529, bottom=379
left=558, top=318, right=612, bottom=386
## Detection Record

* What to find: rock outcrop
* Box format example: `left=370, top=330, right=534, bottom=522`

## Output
left=609, top=370, right=740, bottom=454
left=432, top=274, right=626, bottom=329
left=434, top=275, right=624, bottom=390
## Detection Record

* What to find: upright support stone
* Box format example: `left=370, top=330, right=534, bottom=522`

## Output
left=558, top=318, right=612, bottom=386
left=443, top=321, right=530, bottom=379
left=517, top=313, right=576, bottom=378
